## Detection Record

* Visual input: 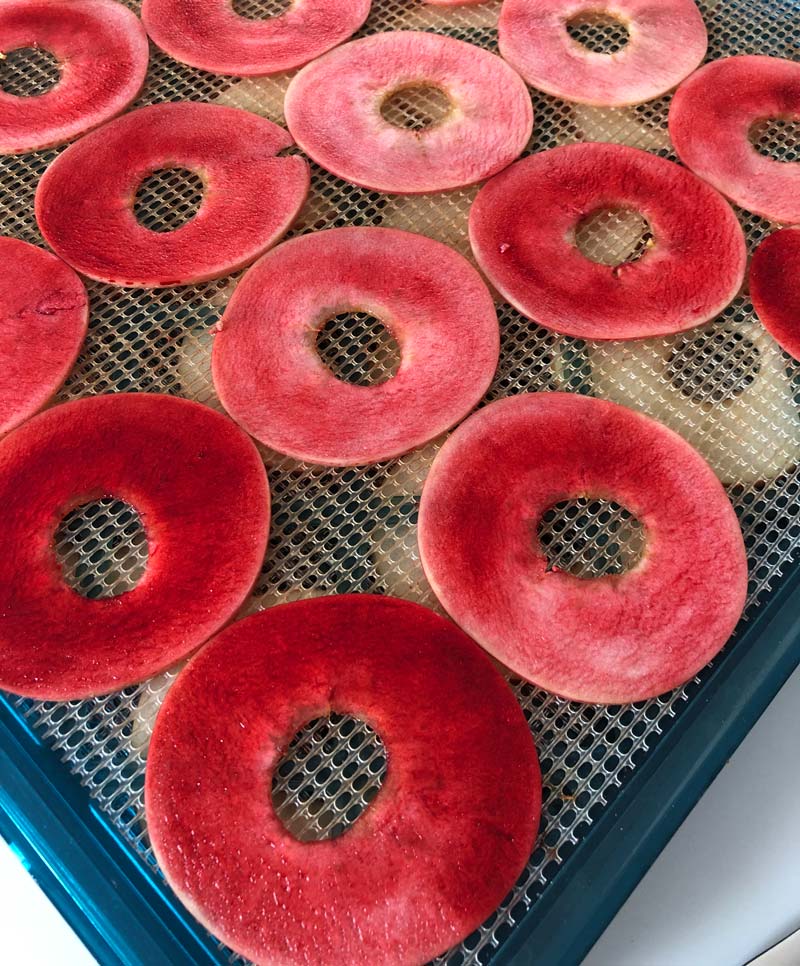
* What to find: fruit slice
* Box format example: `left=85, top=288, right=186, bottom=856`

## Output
left=146, top=595, right=541, bottom=965
left=0, top=0, right=148, bottom=154
left=141, top=0, right=369, bottom=77
left=0, top=393, right=269, bottom=699
left=213, top=227, right=499, bottom=465
left=0, top=237, right=87, bottom=435
left=36, top=103, right=309, bottom=288
left=469, top=143, right=746, bottom=340
left=669, top=56, right=800, bottom=224
left=418, top=392, right=748, bottom=704
left=498, top=0, right=706, bottom=107
left=750, top=229, right=800, bottom=361
left=284, top=31, right=533, bottom=193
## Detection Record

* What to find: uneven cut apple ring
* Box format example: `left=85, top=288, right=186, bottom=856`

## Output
left=419, top=392, right=748, bottom=704
left=36, top=103, right=309, bottom=288
left=213, top=227, right=499, bottom=465
left=141, top=0, right=370, bottom=76
left=670, top=55, right=800, bottom=224
left=0, top=393, right=269, bottom=700
left=586, top=320, right=800, bottom=486
left=146, top=595, right=541, bottom=965
left=284, top=31, right=533, bottom=193
left=0, top=0, right=148, bottom=154
left=498, top=0, right=707, bottom=107
left=750, top=228, right=800, bottom=361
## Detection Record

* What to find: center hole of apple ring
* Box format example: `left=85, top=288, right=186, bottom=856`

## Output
left=55, top=498, right=148, bottom=599
left=231, top=0, right=292, bottom=20
left=316, top=312, right=401, bottom=386
left=271, top=713, right=387, bottom=842
left=0, top=46, right=61, bottom=97
left=566, top=11, right=630, bottom=54
left=538, top=497, right=645, bottom=578
left=666, top=326, right=761, bottom=409
left=381, top=84, right=453, bottom=132
left=576, top=207, right=653, bottom=268
left=134, top=168, right=205, bottom=233
left=749, top=116, right=800, bottom=163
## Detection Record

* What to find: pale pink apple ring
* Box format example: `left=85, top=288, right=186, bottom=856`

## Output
left=418, top=392, right=749, bottom=704
left=284, top=31, right=533, bottom=194
left=141, top=0, right=370, bottom=77
left=0, top=0, right=148, bottom=155
left=498, top=0, right=707, bottom=107
left=669, top=55, right=800, bottom=225
left=213, top=227, right=500, bottom=466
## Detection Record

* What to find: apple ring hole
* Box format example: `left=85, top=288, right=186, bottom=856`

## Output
left=316, top=312, right=401, bottom=386
left=231, top=0, right=293, bottom=20
left=537, top=497, right=645, bottom=577
left=133, top=168, right=205, bottom=233
left=54, top=498, right=148, bottom=599
left=0, top=46, right=61, bottom=97
left=575, top=207, right=653, bottom=267
left=381, top=84, right=453, bottom=132
left=749, top=116, right=800, bottom=163
left=566, top=11, right=630, bottom=54
left=271, top=713, right=387, bottom=842
left=666, top=327, right=761, bottom=410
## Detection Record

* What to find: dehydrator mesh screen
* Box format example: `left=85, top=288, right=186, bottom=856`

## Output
left=2, top=0, right=799, bottom=963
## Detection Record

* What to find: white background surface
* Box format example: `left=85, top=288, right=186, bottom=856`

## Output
left=2, top=665, right=800, bottom=966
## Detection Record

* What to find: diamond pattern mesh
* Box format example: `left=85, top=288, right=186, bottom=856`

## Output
left=1, top=1, right=799, bottom=964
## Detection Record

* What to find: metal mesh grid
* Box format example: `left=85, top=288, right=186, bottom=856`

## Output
left=566, top=13, right=631, bottom=54
left=0, top=46, right=60, bottom=97
left=133, top=168, right=205, bottom=233
left=1, top=0, right=799, bottom=963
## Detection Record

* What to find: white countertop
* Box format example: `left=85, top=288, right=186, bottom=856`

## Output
left=2, top=664, right=800, bottom=966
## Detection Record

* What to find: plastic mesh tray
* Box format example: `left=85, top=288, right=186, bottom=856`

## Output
left=1, top=1, right=799, bottom=963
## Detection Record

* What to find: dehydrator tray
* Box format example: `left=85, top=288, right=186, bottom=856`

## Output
left=1, top=1, right=799, bottom=964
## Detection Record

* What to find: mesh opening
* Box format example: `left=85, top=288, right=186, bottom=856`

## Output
left=566, top=12, right=630, bottom=53
left=316, top=313, right=401, bottom=385
left=538, top=499, right=645, bottom=577
left=134, top=169, right=204, bottom=233
left=272, top=714, right=386, bottom=842
left=750, top=117, right=800, bottom=163
left=54, top=499, right=148, bottom=599
left=381, top=85, right=453, bottom=131
left=575, top=208, right=653, bottom=267
left=667, top=328, right=761, bottom=407
left=232, top=0, right=292, bottom=19
left=0, top=47, right=60, bottom=97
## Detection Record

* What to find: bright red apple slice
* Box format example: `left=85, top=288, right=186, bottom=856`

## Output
left=213, top=227, right=499, bottom=465
left=284, top=31, right=533, bottom=193
left=36, top=103, right=309, bottom=288
left=669, top=56, right=800, bottom=224
left=0, top=0, right=148, bottom=154
left=750, top=228, right=800, bottom=361
left=141, top=0, right=370, bottom=77
left=0, top=393, right=269, bottom=699
left=0, top=237, right=87, bottom=435
left=418, top=392, right=748, bottom=704
left=469, top=142, right=746, bottom=340
left=498, top=0, right=706, bottom=107
left=146, top=595, right=541, bottom=966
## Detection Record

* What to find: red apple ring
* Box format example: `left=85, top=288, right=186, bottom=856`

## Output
left=0, top=0, right=148, bottom=155
left=284, top=31, right=533, bottom=194
left=750, top=228, right=800, bottom=361
left=35, top=103, right=309, bottom=288
left=213, top=227, right=499, bottom=465
left=469, top=143, right=747, bottom=340
left=0, top=237, right=87, bottom=435
left=669, top=56, right=800, bottom=224
left=498, top=0, right=706, bottom=107
left=141, top=0, right=370, bottom=77
left=0, top=393, right=269, bottom=700
left=146, top=595, right=541, bottom=966
left=419, top=393, right=748, bottom=704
